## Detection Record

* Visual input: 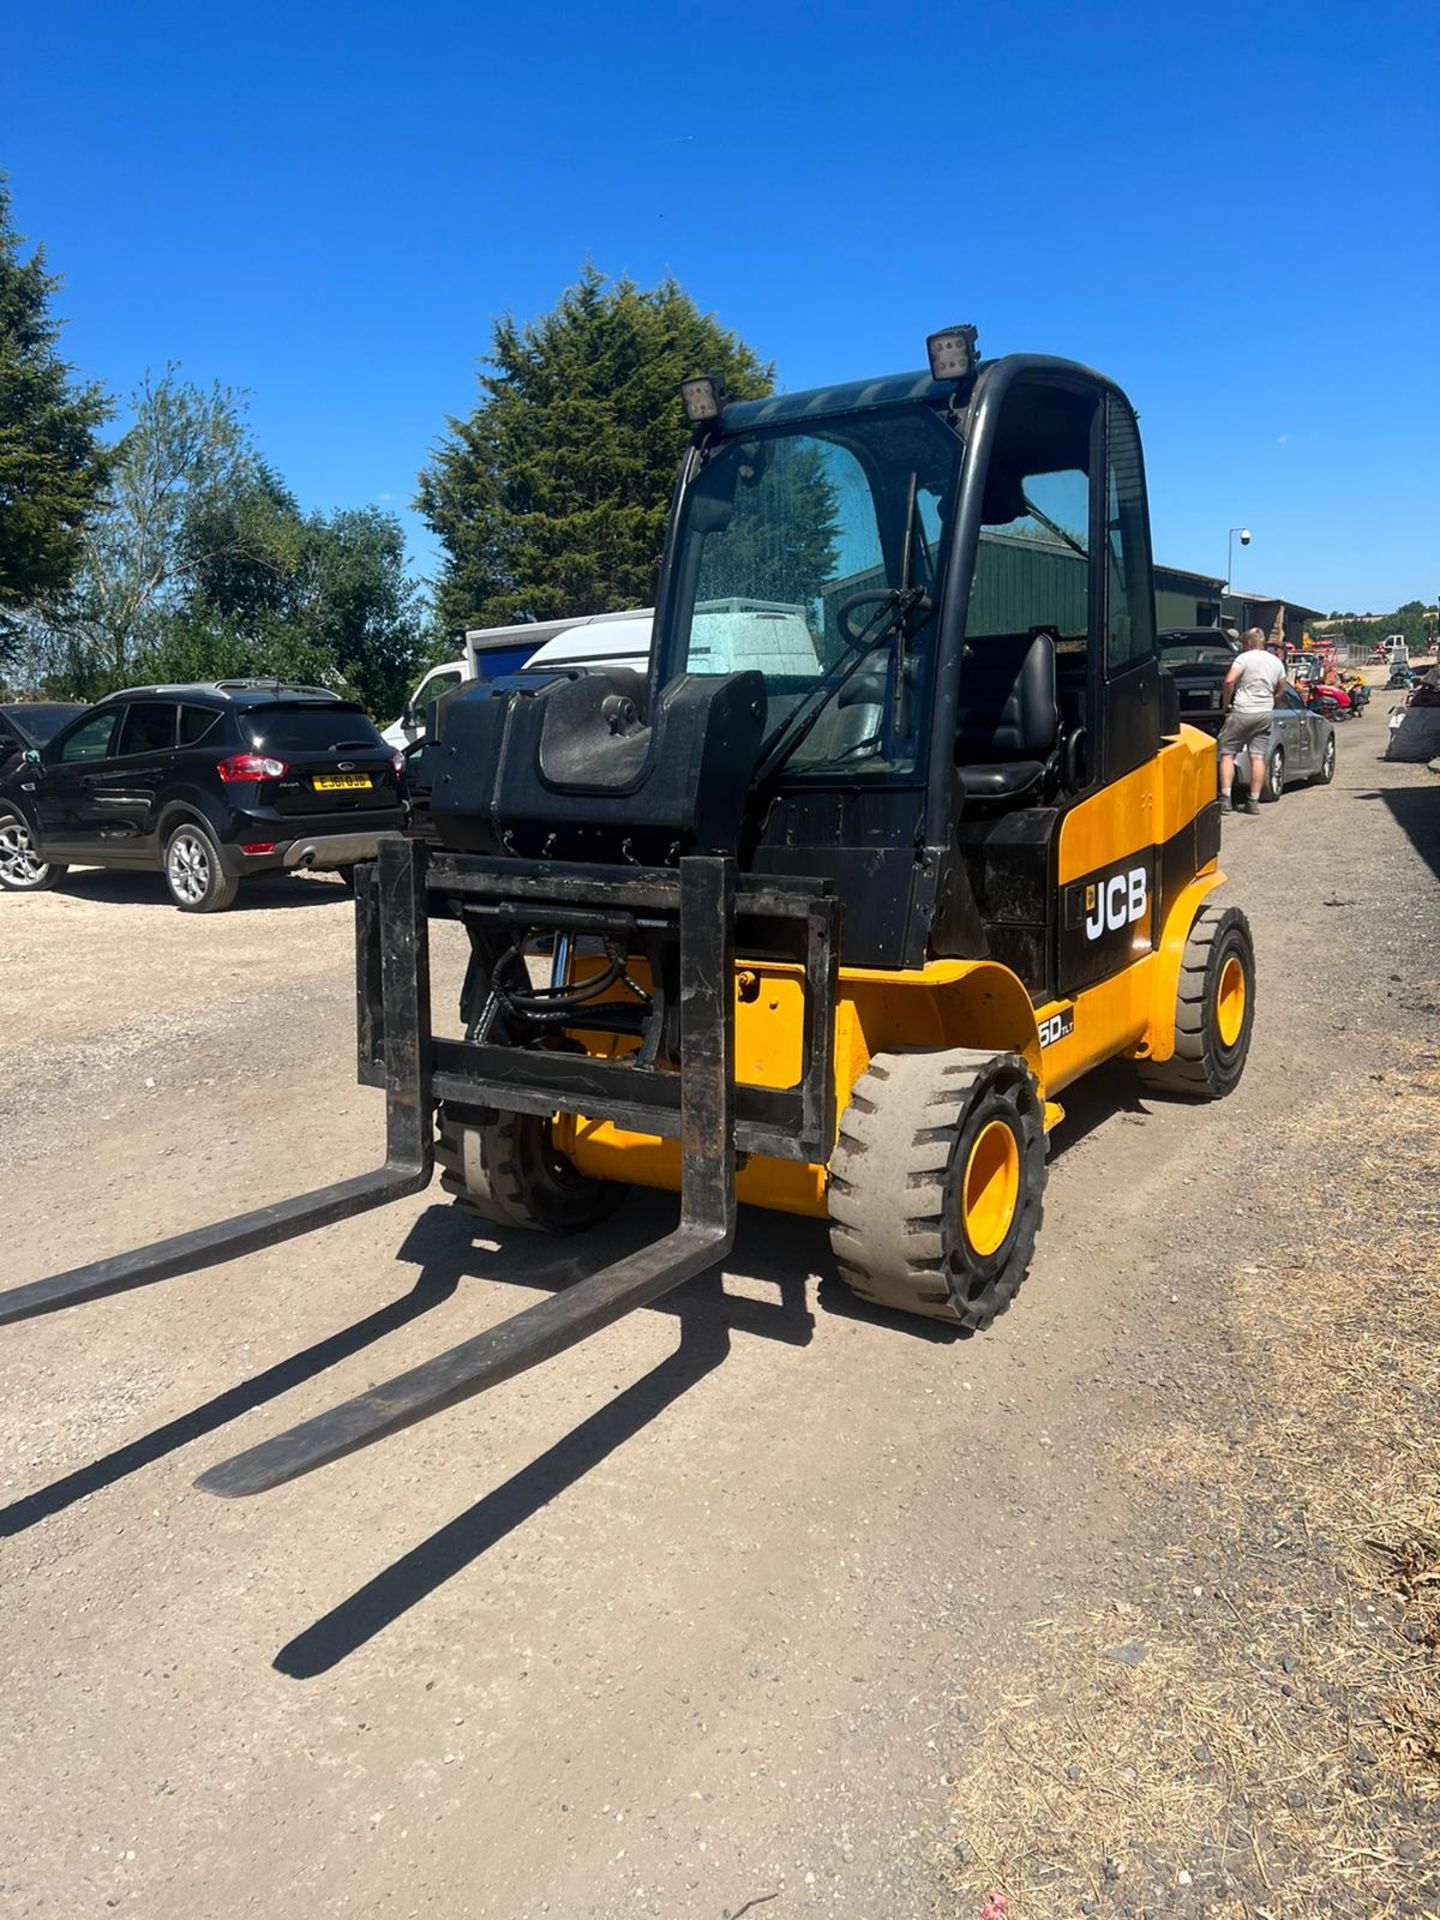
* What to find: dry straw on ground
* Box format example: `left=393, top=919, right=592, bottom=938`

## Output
left=943, top=1051, right=1440, bottom=1919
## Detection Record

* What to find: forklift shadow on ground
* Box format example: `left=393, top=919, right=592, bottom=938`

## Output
left=0, top=1192, right=813, bottom=1550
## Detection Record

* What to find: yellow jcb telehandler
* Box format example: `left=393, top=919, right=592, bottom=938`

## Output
left=3, top=326, right=1253, bottom=1498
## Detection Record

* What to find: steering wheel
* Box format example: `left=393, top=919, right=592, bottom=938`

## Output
left=834, top=589, right=902, bottom=653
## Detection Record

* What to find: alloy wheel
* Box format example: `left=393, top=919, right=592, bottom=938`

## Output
left=167, top=829, right=211, bottom=906
left=0, top=816, right=48, bottom=887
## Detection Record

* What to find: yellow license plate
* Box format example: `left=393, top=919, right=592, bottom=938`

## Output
left=312, top=774, right=372, bottom=792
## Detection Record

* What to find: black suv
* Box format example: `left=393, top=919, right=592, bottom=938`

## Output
left=0, top=682, right=405, bottom=911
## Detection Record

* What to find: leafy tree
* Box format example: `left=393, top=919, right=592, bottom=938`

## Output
left=22, top=372, right=424, bottom=714
left=23, top=370, right=261, bottom=695
left=284, top=507, right=424, bottom=717
left=0, top=179, right=111, bottom=652
left=417, top=267, right=775, bottom=634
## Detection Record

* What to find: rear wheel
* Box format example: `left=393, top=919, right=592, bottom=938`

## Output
left=164, top=822, right=239, bottom=913
left=1262, top=744, right=1285, bottom=802
left=1139, top=903, right=1254, bottom=1099
left=1314, top=735, right=1337, bottom=785
left=827, top=1048, right=1047, bottom=1331
left=436, top=1106, right=619, bottom=1233
left=0, top=809, right=65, bottom=892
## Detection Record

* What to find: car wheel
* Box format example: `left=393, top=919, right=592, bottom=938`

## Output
left=0, top=809, right=66, bottom=892
left=164, top=822, right=239, bottom=913
left=1315, top=735, right=1337, bottom=785
left=1262, top=744, right=1285, bottom=802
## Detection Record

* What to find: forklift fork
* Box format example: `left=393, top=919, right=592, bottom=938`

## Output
left=197, top=853, right=737, bottom=1496
left=4, top=839, right=741, bottom=1496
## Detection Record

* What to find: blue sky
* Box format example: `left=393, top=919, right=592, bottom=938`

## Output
left=4, top=0, right=1437, bottom=618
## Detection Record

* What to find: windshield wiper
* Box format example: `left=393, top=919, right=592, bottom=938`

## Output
left=1021, top=490, right=1087, bottom=558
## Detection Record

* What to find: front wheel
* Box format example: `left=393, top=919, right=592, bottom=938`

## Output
left=1139, top=903, right=1254, bottom=1100
left=164, top=822, right=239, bottom=913
left=0, top=809, right=66, bottom=892
left=828, top=1048, right=1048, bottom=1331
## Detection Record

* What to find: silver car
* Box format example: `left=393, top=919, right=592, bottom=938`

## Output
left=1227, top=687, right=1337, bottom=802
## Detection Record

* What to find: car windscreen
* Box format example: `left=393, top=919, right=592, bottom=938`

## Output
left=3, top=703, right=83, bottom=744
left=239, top=705, right=384, bottom=755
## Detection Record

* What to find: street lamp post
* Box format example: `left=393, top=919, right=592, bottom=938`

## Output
left=1224, top=526, right=1252, bottom=627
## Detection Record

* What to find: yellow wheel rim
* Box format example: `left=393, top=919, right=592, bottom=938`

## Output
left=1216, top=953, right=1247, bottom=1049
left=962, top=1119, right=1021, bottom=1258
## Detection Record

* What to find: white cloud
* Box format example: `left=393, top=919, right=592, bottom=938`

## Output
left=1275, top=434, right=1291, bottom=445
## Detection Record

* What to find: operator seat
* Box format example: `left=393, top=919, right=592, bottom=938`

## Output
left=954, top=629, right=1061, bottom=800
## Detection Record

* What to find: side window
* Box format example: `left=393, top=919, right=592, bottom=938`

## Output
left=55, top=710, right=121, bottom=764
left=968, top=467, right=1091, bottom=644
left=179, top=704, right=222, bottom=746
left=1104, top=397, right=1155, bottom=675
left=117, top=702, right=178, bottom=756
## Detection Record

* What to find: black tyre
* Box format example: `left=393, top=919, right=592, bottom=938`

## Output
left=1261, top=744, right=1285, bottom=802
left=0, top=809, right=66, bottom=892
left=1313, top=734, right=1337, bottom=785
left=1139, top=902, right=1254, bottom=1100
left=435, top=1105, right=619, bottom=1233
left=164, top=821, right=239, bottom=913
left=828, top=1048, right=1047, bottom=1331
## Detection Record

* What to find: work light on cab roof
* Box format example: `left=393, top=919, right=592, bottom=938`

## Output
left=926, top=324, right=979, bottom=382
left=680, top=373, right=725, bottom=424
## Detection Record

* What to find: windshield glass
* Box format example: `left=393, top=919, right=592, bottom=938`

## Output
left=667, top=407, right=960, bottom=779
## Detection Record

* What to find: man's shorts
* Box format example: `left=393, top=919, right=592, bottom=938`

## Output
left=1217, top=709, right=1273, bottom=753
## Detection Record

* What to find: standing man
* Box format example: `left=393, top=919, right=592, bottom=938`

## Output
left=1217, top=628, right=1290, bottom=815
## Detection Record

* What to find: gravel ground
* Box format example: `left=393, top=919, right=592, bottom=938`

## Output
left=2, top=726, right=1436, bottom=1919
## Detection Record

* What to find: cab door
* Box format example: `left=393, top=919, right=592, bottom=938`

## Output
left=1056, top=394, right=1160, bottom=996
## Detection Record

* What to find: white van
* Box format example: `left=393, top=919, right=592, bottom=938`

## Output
left=382, top=608, right=657, bottom=749
left=522, top=598, right=818, bottom=679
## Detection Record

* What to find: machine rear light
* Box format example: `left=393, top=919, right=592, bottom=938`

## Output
left=217, top=752, right=288, bottom=782
left=240, top=841, right=276, bottom=855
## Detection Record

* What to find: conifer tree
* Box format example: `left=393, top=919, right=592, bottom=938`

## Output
left=0, top=179, right=110, bottom=649
left=417, top=269, right=774, bottom=634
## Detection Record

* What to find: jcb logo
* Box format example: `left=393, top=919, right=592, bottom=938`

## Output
left=1085, top=866, right=1147, bottom=941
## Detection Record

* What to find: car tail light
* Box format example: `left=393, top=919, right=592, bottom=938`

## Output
left=240, top=841, right=276, bottom=855
left=390, top=750, right=405, bottom=774
left=218, top=752, right=288, bottom=783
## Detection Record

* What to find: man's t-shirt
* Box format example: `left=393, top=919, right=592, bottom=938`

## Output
left=1230, top=649, right=1286, bottom=713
